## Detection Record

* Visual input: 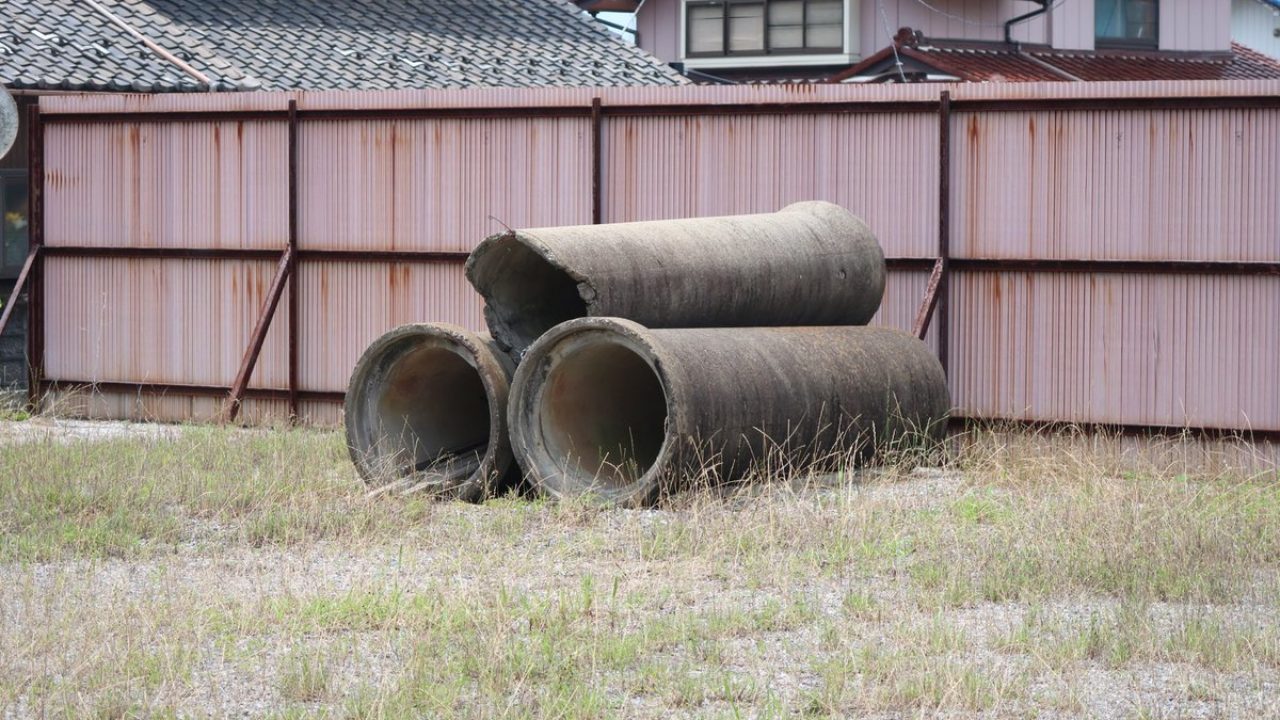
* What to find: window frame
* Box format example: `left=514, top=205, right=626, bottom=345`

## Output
left=684, top=0, right=846, bottom=59
left=1094, top=0, right=1160, bottom=50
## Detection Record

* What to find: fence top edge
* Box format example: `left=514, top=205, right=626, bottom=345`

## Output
left=36, top=79, right=1280, bottom=117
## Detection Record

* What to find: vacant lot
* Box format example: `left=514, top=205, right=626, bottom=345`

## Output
left=2, top=420, right=1279, bottom=719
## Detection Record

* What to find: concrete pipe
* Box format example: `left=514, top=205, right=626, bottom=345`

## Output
left=465, top=201, right=885, bottom=358
left=509, top=318, right=949, bottom=506
left=345, top=323, right=517, bottom=501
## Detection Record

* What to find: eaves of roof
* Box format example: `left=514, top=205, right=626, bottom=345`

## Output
left=831, top=38, right=1280, bottom=83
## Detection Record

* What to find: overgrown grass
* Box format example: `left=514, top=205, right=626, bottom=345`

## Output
left=2, top=422, right=1278, bottom=718
left=0, top=427, right=429, bottom=561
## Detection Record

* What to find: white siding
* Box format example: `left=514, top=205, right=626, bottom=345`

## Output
left=1161, top=0, right=1232, bottom=51
left=857, top=0, right=1052, bottom=51
left=1233, top=0, right=1280, bottom=58
left=636, top=0, right=682, bottom=65
left=1050, top=0, right=1095, bottom=50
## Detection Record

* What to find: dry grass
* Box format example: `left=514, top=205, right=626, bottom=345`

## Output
left=1, top=421, right=1279, bottom=718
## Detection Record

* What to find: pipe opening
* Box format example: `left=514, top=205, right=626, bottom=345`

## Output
left=476, top=236, right=588, bottom=353
left=364, top=342, right=491, bottom=482
left=537, top=339, right=669, bottom=490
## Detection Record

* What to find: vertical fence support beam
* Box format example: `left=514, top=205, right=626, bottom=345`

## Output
left=936, top=90, right=952, bottom=380
left=26, top=103, right=44, bottom=410
left=225, top=247, right=294, bottom=423
left=287, top=99, right=300, bottom=422
left=590, top=97, right=602, bottom=225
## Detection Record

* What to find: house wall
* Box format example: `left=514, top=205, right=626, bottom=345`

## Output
left=860, top=0, right=1049, bottom=49
left=636, top=0, right=682, bottom=67
left=1160, top=0, right=1232, bottom=51
left=1050, top=0, right=1095, bottom=50
left=634, top=0, right=1232, bottom=65
left=30, top=81, right=1280, bottom=450
left=1233, top=0, right=1280, bottom=57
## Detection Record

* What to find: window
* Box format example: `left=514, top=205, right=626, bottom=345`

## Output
left=686, top=0, right=844, bottom=57
left=1095, top=0, right=1158, bottom=47
left=0, top=172, right=28, bottom=280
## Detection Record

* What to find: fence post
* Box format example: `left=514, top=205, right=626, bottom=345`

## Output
left=25, top=102, right=44, bottom=410
left=591, top=97, right=602, bottom=224
left=936, top=89, right=951, bottom=379
left=287, top=99, right=300, bottom=422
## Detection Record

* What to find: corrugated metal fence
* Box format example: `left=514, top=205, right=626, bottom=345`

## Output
left=13, top=82, right=1280, bottom=443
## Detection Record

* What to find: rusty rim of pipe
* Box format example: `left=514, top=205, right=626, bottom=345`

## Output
left=344, top=323, right=514, bottom=502
left=509, top=316, right=686, bottom=507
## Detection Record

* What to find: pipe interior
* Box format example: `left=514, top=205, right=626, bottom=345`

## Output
left=368, top=343, right=490, bottom=479
left=480, top=237, right=587, bottom=352
left=537, top=340, right=668, bottom=489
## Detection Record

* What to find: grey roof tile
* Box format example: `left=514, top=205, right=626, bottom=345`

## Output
left=1, top=0, right=684, bottom=92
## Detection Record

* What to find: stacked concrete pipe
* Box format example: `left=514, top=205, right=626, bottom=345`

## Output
left=344, top=323, right=517, bottom=501
left=508, top=319, right=949, bottom=506
left=345, top=201, right=948, bottom=504
left=465, top=201, right=887, bottom=360
left=469, top=201, right=948, bottom=504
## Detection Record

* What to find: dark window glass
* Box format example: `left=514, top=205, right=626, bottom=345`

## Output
left=1, top=174, right=28, bottom=278
left=687, top=0, right=844, bottom=57
left=1096, top=0, right=1158, bottom=46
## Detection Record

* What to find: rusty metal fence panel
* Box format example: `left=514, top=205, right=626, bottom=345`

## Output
left=43, top=257, right=289, bottom=388
left=18, top=81, right=1280, bottom=445
left=298, top=260, right=484, bottom=394
left=951, top=109, right=1280, bottom=262
left=45, top=121, right=288, bottom=249
left=948, top=271, right=1280, bottom=431
left=601, top=112, right=939, bottom=258
left=299, top=117, right=592, bottom=252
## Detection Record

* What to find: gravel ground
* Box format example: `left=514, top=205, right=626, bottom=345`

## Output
left=0, top=417, right=182, bottom=445
left=2, top=420, right=1279, bottom=718
left=5, top=539, right=1279, bottom=719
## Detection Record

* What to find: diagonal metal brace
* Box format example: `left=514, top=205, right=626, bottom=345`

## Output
left=911, top=257, right=947, bottom=340
left=0, top=246, right=39, bottom=339
left=225, top=246, right=295, bottom=422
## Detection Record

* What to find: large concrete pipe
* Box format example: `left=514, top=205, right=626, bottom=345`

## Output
left=345, top=323, right=517, bottom=501
left=509, top=318, right=949, bottom=506
left=465, top=201, right=885, bottom=358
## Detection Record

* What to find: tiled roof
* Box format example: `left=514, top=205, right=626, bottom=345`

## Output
left=834, top=35, right=1280, bottom=84
left=900, top=46, right=1065, bottom=82
left=1042, top=43, right=1280, bottom=82
left=0, top=0, right=241, bottom=91
left=0, top=0, right=686, bottom=92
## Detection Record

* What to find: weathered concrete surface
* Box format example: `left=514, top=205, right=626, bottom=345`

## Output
left=465, top=202, right=885, bottom=358
left=509, top=318, right=950, bottom=506
left=344, top=323, right=517, bottom=502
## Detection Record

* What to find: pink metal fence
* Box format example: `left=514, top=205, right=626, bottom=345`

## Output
left=12, top=81, right=1280, bottom=443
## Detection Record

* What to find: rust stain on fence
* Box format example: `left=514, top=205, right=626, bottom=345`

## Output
left=29, top=81, right=1280, bottom=435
